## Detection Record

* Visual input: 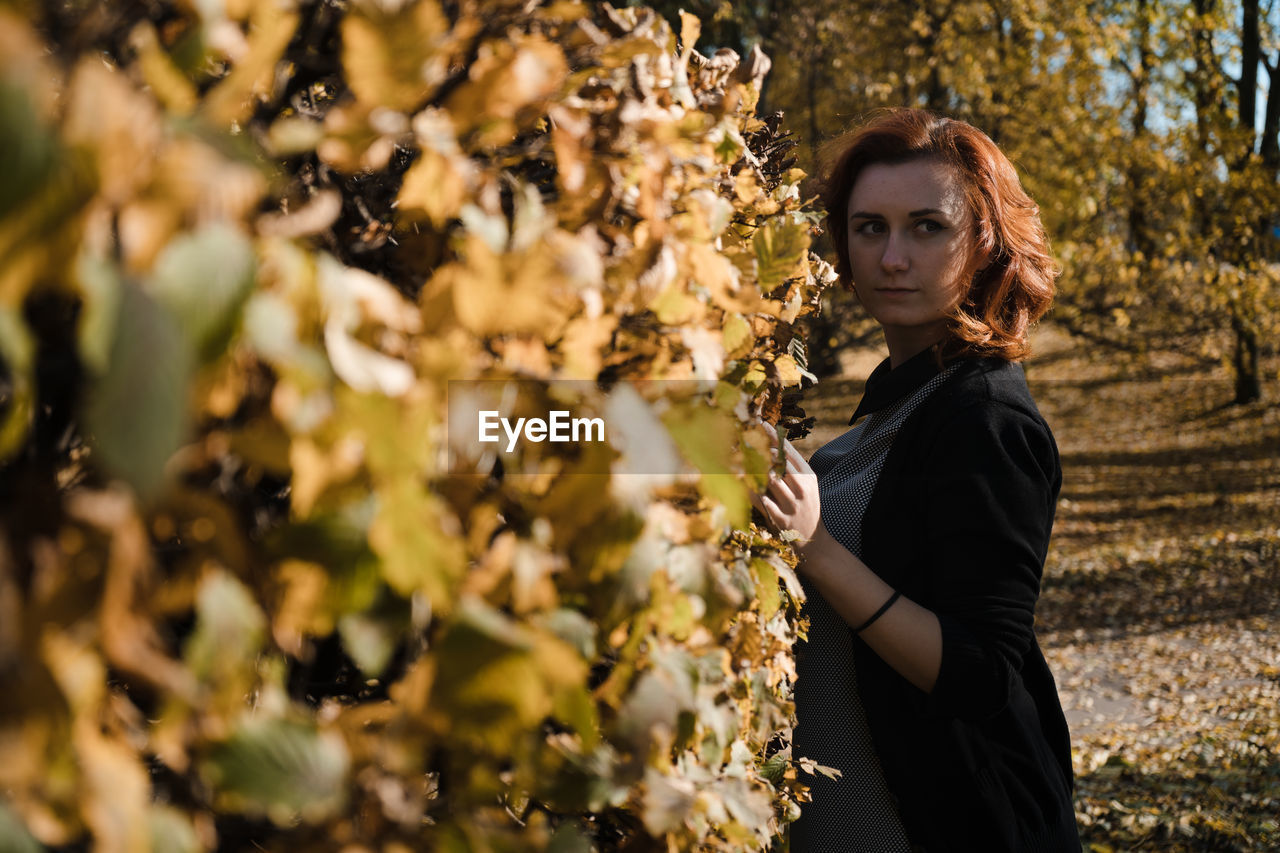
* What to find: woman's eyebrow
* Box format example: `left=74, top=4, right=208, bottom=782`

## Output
left=849, top=207, right=947, bottom=219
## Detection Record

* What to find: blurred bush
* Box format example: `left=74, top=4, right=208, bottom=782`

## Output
left=0, top=1, right=835, bottom=849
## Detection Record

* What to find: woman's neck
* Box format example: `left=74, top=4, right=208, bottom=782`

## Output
left=884, top=326, right=945, bottom=369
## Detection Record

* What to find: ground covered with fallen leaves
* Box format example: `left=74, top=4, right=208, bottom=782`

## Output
left=794, top=324, right=1280, bottom=852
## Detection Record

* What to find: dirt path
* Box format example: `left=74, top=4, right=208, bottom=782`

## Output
left=792, top=324, right=1280, bottom=851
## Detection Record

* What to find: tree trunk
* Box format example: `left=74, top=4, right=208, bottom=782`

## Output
left=806, top=34, right=820, bottom=166
left=1239, top=0, right=1259, bottom=141
left=1230, top=311, right=1262, bottom=404
left=1261, top=57, right=1280, bottom=171
left=1128, top=0, right=1155, bottom=257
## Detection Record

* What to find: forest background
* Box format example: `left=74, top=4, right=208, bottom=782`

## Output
left=0, top=0, right=1277, bottom=851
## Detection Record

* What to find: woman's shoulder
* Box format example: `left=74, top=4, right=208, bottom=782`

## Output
left=906, top=356, right=1058, bottom=471
left=930, top=356, right=1047, bottom=425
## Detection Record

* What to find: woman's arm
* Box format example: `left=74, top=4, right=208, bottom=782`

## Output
left=798, top=524, right=944, bottom=693
left=755, top=424, right=943, bottom=693
left=756, top=403, right=1058, bottom=713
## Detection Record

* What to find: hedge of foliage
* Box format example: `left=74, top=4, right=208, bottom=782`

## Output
left=0, top=1, right=838, bottom=850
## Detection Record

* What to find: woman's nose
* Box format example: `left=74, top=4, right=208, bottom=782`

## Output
left=880, top=232, right=909, bottom=273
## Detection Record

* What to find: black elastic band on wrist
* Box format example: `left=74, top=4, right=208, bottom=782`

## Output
left=853, top=590, right=901, bottom=634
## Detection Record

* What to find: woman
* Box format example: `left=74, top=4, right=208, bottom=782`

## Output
left=756, top=109, right=1080, bottom=851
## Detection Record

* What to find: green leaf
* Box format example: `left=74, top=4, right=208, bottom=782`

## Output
left=760, top=750, right=788, bottom=785
left=0, top=801, right=42, bottom=853
left=618, top=647, right=696, bottom=744
left=548, top=820, right=593, bottom=853
left=534, top=607, right=598, bottom=660
left=338, top=610, right=399, bottom=678
left=0, top=81, right=59, bottom=222
left=75, top=253, right=123, bottom=376
left=720, top=774, right=774, bottom=828
left=641, top=766, right=695, bottom=835
left=184, top=569, right=266, bottom=683
left=148, top=805, right=200, bottom=853
left=83, top=280, right=191, bottom=498
left=431, top=597, right=586, bottom=752
left=753, top=220, right=810, bottom=292
left=203, top=717, right=349, bottom=825
left=149, top=222, right=256, bottom=363
left=0, top=306, right=34, bottom=463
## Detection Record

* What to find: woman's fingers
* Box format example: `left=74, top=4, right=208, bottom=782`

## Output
left=758, top=420, right=811, bottom=473
left=759, top=493, right=785, bottom=528
left=749, top=485, right=783, bottom=528
left=784, top=440, right=808, bottom=471
left=766, top=470, right=797, bottom=514
left=752, top=420, right=818, bottom=532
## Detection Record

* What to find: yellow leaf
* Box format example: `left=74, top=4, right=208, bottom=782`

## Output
left=202, top=2, right=299, bottom=126
left=439, top=234, right=574, bottom=337
left=150, top=135, right=267, bottom=235
left=446, top=36, right=568, bottom=146
left=342, top=0, right=451, bottom=113
left=397, top=147, right=471, bottom=227
left=41, top=632, right=151, bottom=850
left=688, top=241, right=760, bottom=313
left=742, top=360, right=767, bottom=390
left=77, top=729, right=151, bottom=852
left=722, top=312, right=754, bottom=358
left=753, top=220, right=810, bottom=292
left=702, top=472, right=750, bottom=530
left=679, top=11, right=701, bottom=53
left=772, top=353, right=803, bottom=386
left=272, top=559, right=333, bottom=657
left=63, top=60, right=161, bottom=206
left=557, top=314, right=618, bottom=379
left=751, top=558, right=780, bottom=621
left=549, top=104, right=591, bottom=194
left=129, top=22, right=197, bottom=116
left=368, top=477, right=465, bottom=606
left=662, top=398, right=736, bottom=477
left=317, top=101, right=395, bottom=173
left=650, top=281, right=703, bottom=325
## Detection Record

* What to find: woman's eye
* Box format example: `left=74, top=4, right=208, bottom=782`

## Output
left=916, top=219, right=944, bottom=233
left=853, top=220, right=885, bottom=235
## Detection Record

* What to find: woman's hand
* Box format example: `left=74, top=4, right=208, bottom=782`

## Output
left=751, top=422, right=826, bottom=550
left=752, top=424, right=943, bottom=694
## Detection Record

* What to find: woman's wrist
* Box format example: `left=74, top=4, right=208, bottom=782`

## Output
left=796, top=525, right=885, bottom=614
left=795, top=523, right=840, bottom=577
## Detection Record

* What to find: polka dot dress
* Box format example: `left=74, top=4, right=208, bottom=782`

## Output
left=787, top=364, right=959, bottom=853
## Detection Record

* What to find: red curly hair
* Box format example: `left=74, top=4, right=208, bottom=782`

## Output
left=817, top=108, right=1057, bottom=362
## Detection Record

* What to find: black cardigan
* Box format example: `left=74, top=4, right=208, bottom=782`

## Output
left=846, top=351, right=1080, bottom=852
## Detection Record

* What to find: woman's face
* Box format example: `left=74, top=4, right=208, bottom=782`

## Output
left=844, top=158, right=984, bottom=362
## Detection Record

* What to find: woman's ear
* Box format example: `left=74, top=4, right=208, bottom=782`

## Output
left=971, top=226, right=996, bottom=276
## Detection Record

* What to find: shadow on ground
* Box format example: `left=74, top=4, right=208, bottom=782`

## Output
left=1076, top=756, right=1280, bottom=852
